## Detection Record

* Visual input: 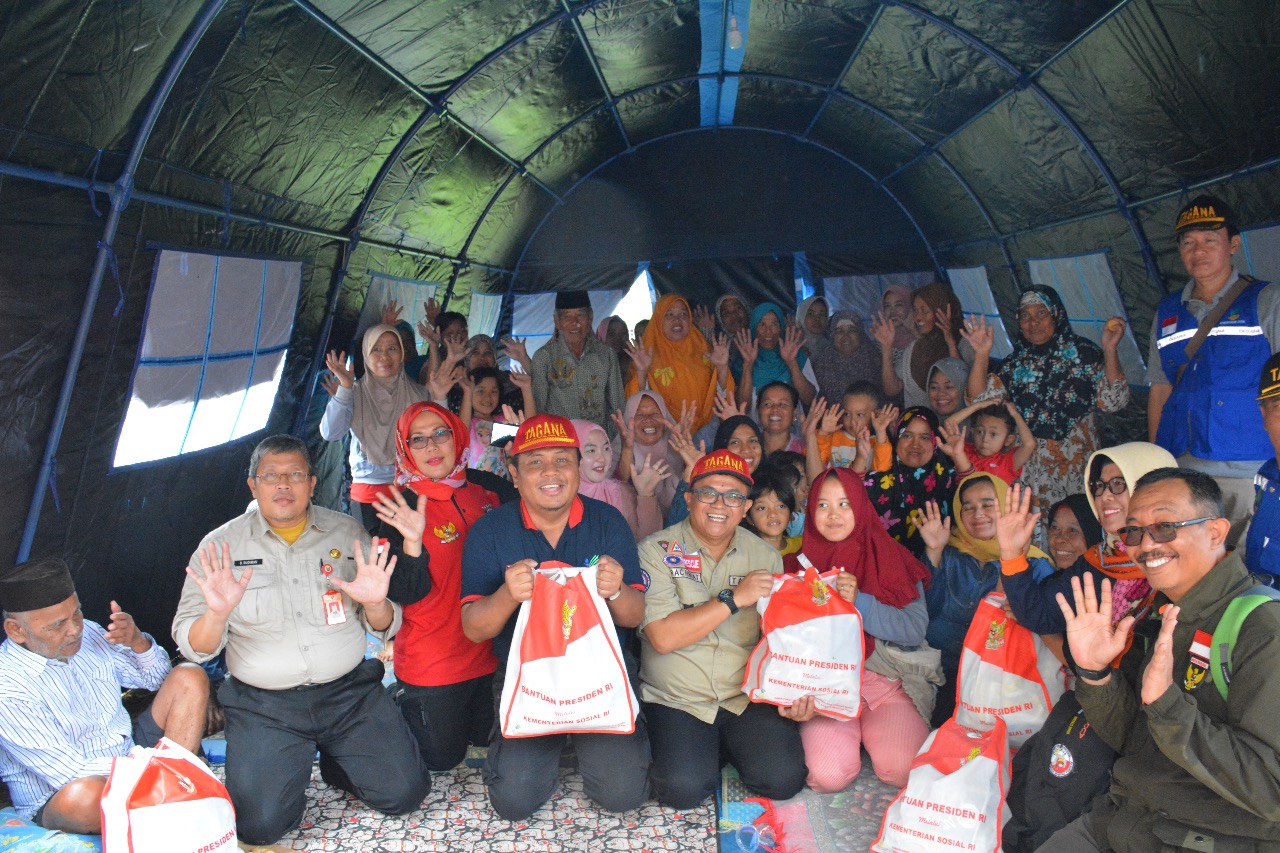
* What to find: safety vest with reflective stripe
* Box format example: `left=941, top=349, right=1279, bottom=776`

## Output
left=1154, top=277, right=1273, bottom=460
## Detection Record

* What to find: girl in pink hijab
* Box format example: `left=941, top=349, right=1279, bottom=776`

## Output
left=572, top=419, right=668, bottom=541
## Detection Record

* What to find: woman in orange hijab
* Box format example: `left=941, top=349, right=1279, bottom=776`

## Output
left=626, top=294, right=733, bottom=432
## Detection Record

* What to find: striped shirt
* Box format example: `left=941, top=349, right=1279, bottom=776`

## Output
left=0, top=622, right=170, bottom=818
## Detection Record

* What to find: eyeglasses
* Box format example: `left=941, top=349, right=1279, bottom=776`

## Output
left=1090, top=476, right=1127, bottom=497
left=1116, top=517, right=1214, bottom=547
left=408, top=428, right=453, bottom=449
left=254, top=470, right=309, bottom=485
left=691, top=487, right=748, bottom=508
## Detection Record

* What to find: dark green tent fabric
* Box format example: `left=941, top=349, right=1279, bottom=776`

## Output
left=1, top=0, right=1278, bottom=638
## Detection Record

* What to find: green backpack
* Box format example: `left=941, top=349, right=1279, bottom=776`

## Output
left=1209, top=583, right=1280, bottom=701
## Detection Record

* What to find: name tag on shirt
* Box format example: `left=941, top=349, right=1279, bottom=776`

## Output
left=233, top=558, right=263, bottom=566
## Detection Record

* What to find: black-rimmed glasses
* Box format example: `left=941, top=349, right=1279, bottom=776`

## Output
left=691, top=487, right=747, bottom=508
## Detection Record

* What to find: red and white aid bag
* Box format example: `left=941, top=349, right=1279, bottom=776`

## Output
left=100, top=737, right=236, bottom=853
left=499, top=562, right=639, bottom=737
left=954, top=592, right=1068, bottom=749
left=741, top=563, right=864, bottom=720
left=873, top=716, right=1011, bottom=853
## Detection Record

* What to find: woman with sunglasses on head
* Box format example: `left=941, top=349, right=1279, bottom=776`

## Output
left=368, top=401, right=514, bottom=772
left=998, top=442, right=1176, bottom=648
left=993, top=442, right=1175, bottom=852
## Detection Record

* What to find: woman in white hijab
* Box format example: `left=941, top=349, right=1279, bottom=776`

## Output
left=321, top=324, right=430, bottom=532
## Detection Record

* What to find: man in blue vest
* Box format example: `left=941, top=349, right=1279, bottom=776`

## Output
left=1246, top=352, right=1280, bottom=581
left=1147, top=195, right=1280, bottom=547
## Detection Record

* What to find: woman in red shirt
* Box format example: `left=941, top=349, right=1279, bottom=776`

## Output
left=374, top=400, right=506, bottom=770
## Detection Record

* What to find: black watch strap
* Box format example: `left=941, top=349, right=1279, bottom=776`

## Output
left=717, top=588, right=739, bottom=615
left=1074, top=663, right=1113, bottom=681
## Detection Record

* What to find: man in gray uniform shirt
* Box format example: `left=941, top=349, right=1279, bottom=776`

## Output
left=173, top=434, right=428, bottom=845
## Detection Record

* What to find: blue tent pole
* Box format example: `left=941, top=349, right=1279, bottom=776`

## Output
left=17, top=0, right=230, bottom=562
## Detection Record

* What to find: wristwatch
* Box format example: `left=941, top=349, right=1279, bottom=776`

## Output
left=1074, top=663, right=1113, bottom=681
left=717, top=588, right=739, bottom=615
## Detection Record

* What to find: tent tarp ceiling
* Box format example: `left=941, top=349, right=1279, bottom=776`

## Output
left=2, top=0, right=1280, bottom=635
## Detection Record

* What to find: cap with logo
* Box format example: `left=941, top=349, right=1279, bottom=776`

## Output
left=1175, top=195, right=1237, bottom=236
left=509, top=414, right=581, bottom=456
left=689, top=449, right=753, bottom=488
left=1258, top=352, right=1280, bottom=402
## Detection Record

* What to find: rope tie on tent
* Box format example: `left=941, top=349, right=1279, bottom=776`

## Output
left=85, top=149, right=103, bottom=217
left=222, top=178, right=233, bottom=245
left=97, top=240, right=124, bottom=317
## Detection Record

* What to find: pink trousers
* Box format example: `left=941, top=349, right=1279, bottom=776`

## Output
left=798, top=670, right=928, bottom=792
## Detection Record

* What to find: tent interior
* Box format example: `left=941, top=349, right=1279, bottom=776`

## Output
left=3, top=0, right=1280, bottom=639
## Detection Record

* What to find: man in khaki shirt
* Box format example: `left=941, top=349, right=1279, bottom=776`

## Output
left=172, top=435, right=428, bottom=845
left=639, top=450, right=807, bottom=809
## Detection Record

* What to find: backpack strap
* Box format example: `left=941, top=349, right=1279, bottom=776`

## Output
left=1210, top=583, right=1280, bottom=701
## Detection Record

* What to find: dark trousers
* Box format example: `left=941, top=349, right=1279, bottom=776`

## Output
left=397, top=673, right=494, bottom=771
left=644, top=701, right=807, bottom=810
left=219, top=658, right=430, bottom=845
left=483, top=709, right=651, bottom=821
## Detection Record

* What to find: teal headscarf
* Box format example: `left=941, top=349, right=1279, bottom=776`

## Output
left=749, top=303, right=807, bottom=390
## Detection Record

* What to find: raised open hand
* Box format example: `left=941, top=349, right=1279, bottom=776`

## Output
left=632, top=454, right=671, bottom=498
left=610, top=409, right=635, bottom=448
left=501, top=403, right=527, bottom=426
left=918, top=500, right=951, bottom=552
left=329, top=539, right=396, bottom=607
left=373, top=488, right=428, bottom=545
left=818, top=401, right=844, bottom=436
left=417, top=317, right=441, bottom=348
left=733, top=328, right=758, bottom=366
left=935, top=304, right=956, bottom=344
left=428, top=359, right=463, bottom=401
left=870, top=403, right=900, bottom=438
left=507, top=369, right=531, bottom=392
left=693, top=304, right=715, bottom=339
left=802, top=397, right=827, bottom=437
left=187, top=542, right=251, bottom=618
left=871, top=311, right=897, bottom=348
left=500, top=336, right=531, bottom=372
left=324, top=350, right=354, bottom=389
left=780, top=324, right=805, bottom=364
left=423, top=297, right=440, bottom=325
left=853, top=426, right=874, bottom=470
left=380, top=298, right=403, bottom=327
left=1054, top=576, right=1134, bottom=673
left=667, top=419, right=705, bottom=470
left=709, top=332, right=731, bottom=370
left=713, top=388, right=745, bottom=422
left=937, top=421, right=967, bottom=459
left=960, top=314, right=994, bottom=356
left=995, top=482, right=1039, bottom=560
left=1141, top=605, right=1180, bottom=703
left=624, top=340, right=653, bottom=379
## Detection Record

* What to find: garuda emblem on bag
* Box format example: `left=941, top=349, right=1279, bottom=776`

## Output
left=985, top=618, right=1007, bottom=650
left=561, top=601, right=577, bottom=639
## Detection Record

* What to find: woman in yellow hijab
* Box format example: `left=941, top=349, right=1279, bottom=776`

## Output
left=626, top=294, right=732, bottom=432
left=917, top=472, right=1052, bottom=724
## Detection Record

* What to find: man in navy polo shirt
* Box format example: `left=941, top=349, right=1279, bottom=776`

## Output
left=460, top=414, right=650, bottom=820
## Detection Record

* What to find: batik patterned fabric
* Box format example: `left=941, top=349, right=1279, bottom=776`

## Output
left=862, top=407, right=957, bottom=557
left=976, top=285, right=1129, bottom=508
